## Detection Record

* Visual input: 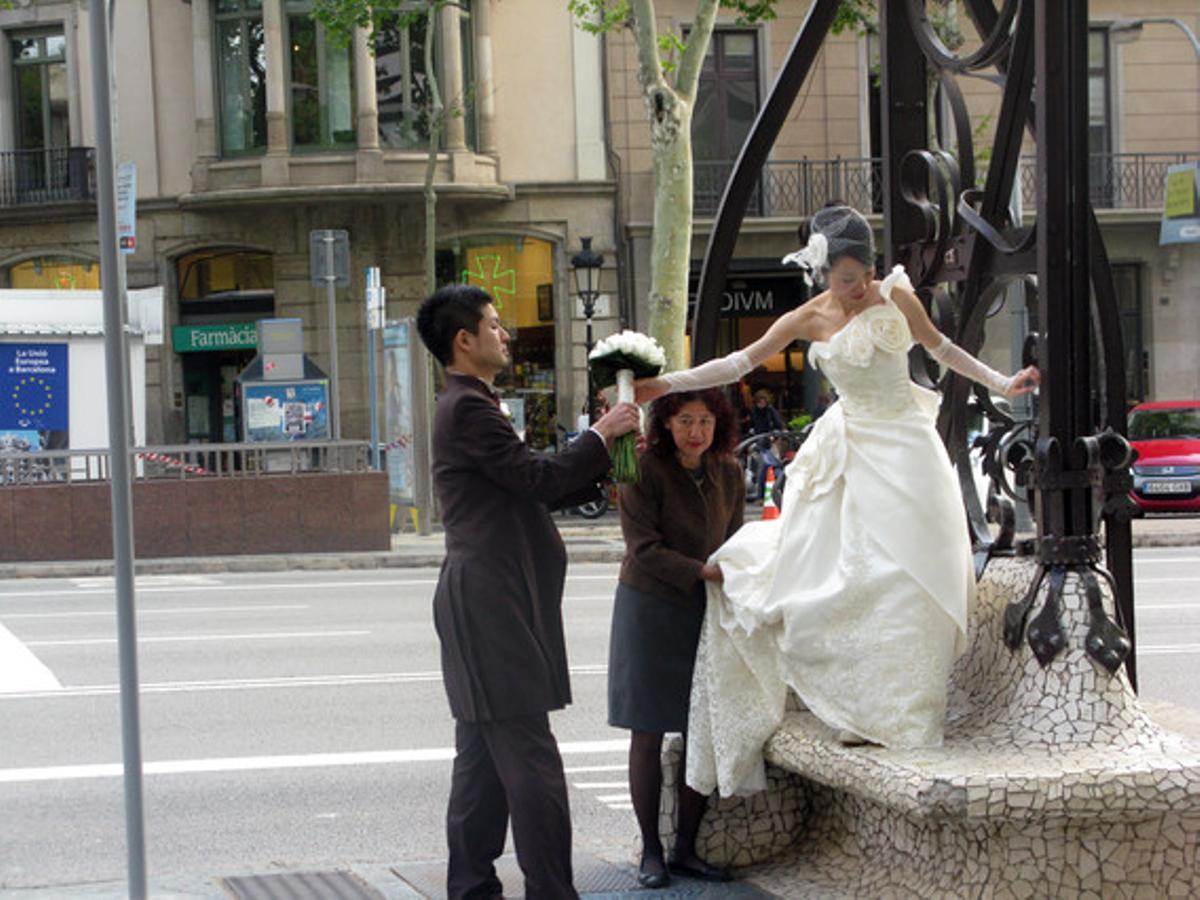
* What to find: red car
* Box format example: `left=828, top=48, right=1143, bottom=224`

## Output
left=1128, top=401, right=1200, bottom=514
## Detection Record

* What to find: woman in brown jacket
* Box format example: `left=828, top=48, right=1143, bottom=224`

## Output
left=608, top=387, right=745, bottom=888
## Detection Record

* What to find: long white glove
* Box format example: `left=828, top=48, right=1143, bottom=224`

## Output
left=928, top=334, right=1014, bottom=396
left=661, top=349, right=753, bottom=393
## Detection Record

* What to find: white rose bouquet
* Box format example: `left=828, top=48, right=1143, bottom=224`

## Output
left=588, top=330, right=665, bottom=482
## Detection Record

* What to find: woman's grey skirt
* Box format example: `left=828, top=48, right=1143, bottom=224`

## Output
left=607, top=581, right=705, bottom=733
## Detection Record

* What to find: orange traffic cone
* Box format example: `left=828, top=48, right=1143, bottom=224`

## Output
left=761, top=467, right=780, bottom=520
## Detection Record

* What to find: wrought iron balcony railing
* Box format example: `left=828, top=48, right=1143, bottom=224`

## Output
left=0, top=147, right=96, bottom=208
left=695, top=152, right=1198, bottom=219
left=694, top=157, right=883, bottom=219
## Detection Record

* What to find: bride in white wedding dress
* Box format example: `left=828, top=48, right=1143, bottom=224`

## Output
left=636, top=207, right=1039, bottom=797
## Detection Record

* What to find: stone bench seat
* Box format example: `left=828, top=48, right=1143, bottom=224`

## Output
left=664, top=557, right=1200, bottom=896
left=765, top=709, right=1200, bottom=823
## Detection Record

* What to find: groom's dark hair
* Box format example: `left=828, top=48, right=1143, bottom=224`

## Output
left=417, top=284, right=493, bottom=366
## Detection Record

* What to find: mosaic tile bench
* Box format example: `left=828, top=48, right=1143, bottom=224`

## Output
left=658, top=556, right=1200, bottom=897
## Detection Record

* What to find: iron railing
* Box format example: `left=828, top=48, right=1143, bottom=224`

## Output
left=0, top=440, right=372, bottom=486
left=694, top=157, right=883, bottom=218
left=0, top=147, right=96, bottom=207
left=1020, top=151, right=1199, bottom=211
left=696, top=152, right=1199, bottom=218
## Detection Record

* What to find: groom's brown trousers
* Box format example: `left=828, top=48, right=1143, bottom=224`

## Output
left=446, top=712, right=578, bottom=900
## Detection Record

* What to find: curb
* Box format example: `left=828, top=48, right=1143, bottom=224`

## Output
left=0, top=534, right=1191, bottom=581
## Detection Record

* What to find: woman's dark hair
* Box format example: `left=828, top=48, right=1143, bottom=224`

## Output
left=799, top=205, right=875, bottom=270
left=647, top=388, right=738, bottom=460
left=416, top=284, right=493, bottom=366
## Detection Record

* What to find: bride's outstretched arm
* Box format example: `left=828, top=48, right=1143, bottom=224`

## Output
left=635, top=306, right=814, bottom=403
left=890, top=286, right=1040, bottom=398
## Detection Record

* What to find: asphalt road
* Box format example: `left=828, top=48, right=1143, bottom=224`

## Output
left=1, top=549, right=1197, bottom=891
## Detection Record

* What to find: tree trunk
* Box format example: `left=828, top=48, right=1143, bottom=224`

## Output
left=646, top=106, right=693, bottom=371
left=423, top=0, right=442, bottom=294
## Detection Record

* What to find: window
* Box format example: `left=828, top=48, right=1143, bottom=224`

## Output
left=177, top=249, right=274, bottom=302
left=373, top=3, right=476, bottom=151
left=286, top=1, right=355, bottom=149
left=11, top=30, right=68, bottom=152
left=3, top=256, right=99, bottom=290
left=691, top=30, right=761, bottom=214
left=1088, top=28, right=1113, bottom=205
left=215, top=0, right=267, bottom=155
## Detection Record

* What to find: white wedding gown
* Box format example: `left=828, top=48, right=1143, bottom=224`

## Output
left=687, top=267, right=975, bottom=798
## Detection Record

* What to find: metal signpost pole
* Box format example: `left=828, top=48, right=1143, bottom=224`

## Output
left=89, top=1, right=147, bottom=896
left=324, top=234, right=341, bottom=440
left=366, top=267, right=381, bottom=469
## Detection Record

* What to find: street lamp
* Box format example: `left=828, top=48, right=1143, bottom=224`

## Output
left=571, top=236, right=603, bottom=422
left=1107, top=17, right=1200, bottom=59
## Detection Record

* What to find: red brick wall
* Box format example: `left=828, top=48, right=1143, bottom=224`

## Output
left=0, top=472, right=390, bottom=561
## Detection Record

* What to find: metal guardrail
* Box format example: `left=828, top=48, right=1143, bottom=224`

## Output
left=0, top=146, right=96, bottom=207
left=0, top=440, right=372, bottom=486
left=696, top=152, right=1199, bottom=219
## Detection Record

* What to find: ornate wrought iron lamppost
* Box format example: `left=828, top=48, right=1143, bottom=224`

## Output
left=571, top=236, right=603, bottom=421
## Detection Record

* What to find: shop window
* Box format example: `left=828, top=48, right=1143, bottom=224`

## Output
left=3, top=256, right=99, bottom=290
left=215, top=0, right=268, bottom=155
left=440, top=236, right=556, bottom=448
left=373, top=2, right=476, bottom=150
left=175, top=249, right=275, bottom=445
left=286, top=1, right=356, bottom=149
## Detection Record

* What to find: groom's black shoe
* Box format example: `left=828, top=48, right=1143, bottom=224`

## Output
left=668, top=852, right=732, bottom=882
left=637, top=852, right=670, bottom=889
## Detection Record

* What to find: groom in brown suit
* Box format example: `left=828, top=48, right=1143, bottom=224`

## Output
left=417, top=284, right=639, bottom=899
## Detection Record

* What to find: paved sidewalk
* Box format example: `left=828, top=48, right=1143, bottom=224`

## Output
left=0, top=513, right=1196, bottom=580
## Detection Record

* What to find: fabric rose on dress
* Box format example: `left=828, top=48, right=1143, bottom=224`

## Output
left=867, top=312, right=911, bottom=354
left=838, top=316, right=877, bottom=368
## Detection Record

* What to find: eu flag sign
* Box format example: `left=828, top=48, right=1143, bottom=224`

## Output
left=0, top=344, right=69, bottom=433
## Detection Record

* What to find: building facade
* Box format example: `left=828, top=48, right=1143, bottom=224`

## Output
left=605, top=1, right=1200, bottom=418
left=0, top=0, right=619, bottom=451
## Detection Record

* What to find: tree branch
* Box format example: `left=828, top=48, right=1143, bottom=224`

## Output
left=629, top=0, right=668, bottom=95
left=675, top=0, right=720, bottom=98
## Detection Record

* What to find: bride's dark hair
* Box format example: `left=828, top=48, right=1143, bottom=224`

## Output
left=647, top=388, right=738, bottom=460
left=799, top=205, right=875, bottom=270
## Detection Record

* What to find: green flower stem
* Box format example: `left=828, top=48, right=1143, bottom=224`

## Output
left=612, top=433, right=640, bottom=483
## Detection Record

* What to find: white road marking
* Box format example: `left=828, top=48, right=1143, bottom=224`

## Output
left=25, top=630, right=369, bottom=648
left=0, top=625, right=61, bottom=694
left=1138, top=644, right=1200, bottom=656
left=0, top=740, right=628, bottom=785
left=72, top=575, right=222, bottom=588
left=0, top=665, right=610, bottom=701
left=571, top=781, right=628, bottom=789
left=563, top=764, right=627, bottom=774
left=1138, top=603, right=1200, bottom=611
left=608, top=803, right=633, bottom=810
left=1, top=604, right=310, bottom=620
left=1136, top=578, right=1200, bottom=585
left=596, top=794, right=632, bottom=803
left=1135, top=557, right=1200, bottom=564
left=0, top=573, right=618, bottom=601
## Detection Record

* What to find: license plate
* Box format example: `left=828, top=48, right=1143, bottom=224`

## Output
left=1144, top=480, right=1192, bottom=495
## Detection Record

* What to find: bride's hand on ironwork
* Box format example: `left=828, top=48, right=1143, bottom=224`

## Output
left=700, top=563, right=724, bottom=584
left=1007, top=365, right=1040, bottom=397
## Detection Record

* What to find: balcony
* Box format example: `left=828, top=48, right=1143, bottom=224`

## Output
left=0, top=147, right=96, bottom=208
left=694, top=152, right=1199, bottom=219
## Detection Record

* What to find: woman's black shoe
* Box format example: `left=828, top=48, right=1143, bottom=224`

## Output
left=637, top=853, right=670, bottom=889
left=668, top=853, right=732, bottom=882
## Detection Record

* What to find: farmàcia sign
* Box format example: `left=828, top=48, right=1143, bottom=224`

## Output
left=172, top=323, right=258, bottom=353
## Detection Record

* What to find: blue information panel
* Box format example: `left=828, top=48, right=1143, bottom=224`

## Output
left=242, top=380, right=330, bottom=442
left=0, top=343, right=69, bottom=451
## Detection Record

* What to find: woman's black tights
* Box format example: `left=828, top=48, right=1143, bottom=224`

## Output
left=629, top=731, right=709, bottom=862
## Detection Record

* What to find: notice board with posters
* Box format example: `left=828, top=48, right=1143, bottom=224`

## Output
left=1161, top=162, right=1200, bottom=245
left=241, top=380, right=329, bottom=442
left=383, top=321, right=416, bottom=506
left=0, top=343, right=69, bottom=451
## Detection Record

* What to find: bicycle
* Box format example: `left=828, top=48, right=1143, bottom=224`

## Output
left=554, top=424, right=612, bottom=519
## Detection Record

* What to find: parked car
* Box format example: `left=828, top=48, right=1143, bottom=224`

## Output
left=1128, top=401, right=1200, bottom=514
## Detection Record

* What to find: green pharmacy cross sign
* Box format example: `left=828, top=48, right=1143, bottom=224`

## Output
left=463, top=254, right=517, bottom=313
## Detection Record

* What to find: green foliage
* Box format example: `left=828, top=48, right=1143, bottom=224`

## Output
left=314, top=0, right=458, bottom=48
left=568, top=0, right=777, bottom=35
left=788, top=413, right=813, bottom=431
